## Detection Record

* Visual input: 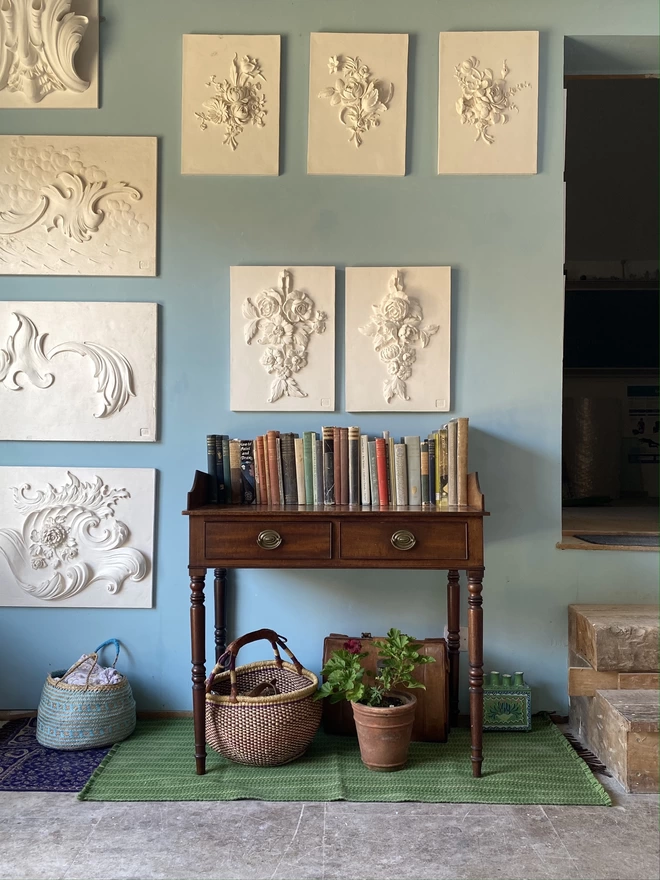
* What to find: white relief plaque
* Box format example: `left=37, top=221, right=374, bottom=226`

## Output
left=0, top=466, right=155, bottom=608
left=0, top=302, right=157, bottom=441
left=0, top=0, right=98, bottom=109
left=230, top=266, right=335, bottom=411
left=308, top=33, right=408, bottom=176
left=0, top=136, right=157, bottom=276
left=438, top=31, right=538, bottom=175
left=182, top=34, right=280, bottom=175
left=345, top=266, right=451, bottom=412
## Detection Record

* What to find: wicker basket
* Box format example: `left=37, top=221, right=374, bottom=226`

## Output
left=37, top=639, right=136, bottom=750
left=206, top=628, right=321, bottom=766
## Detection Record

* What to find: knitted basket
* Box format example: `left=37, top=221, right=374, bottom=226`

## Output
left=206, top=628, right=321, bottom=767
left=37, top=639, right=136, bottom=751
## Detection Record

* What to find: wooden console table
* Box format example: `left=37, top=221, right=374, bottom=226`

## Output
left=183, top=470, right=489, bottom=777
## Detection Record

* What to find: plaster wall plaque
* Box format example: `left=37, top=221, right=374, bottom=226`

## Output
left=182, top=34, right=280, bottom=175
left=0, top=135, right=157, bottom=276
left=0, top=466, right=155, bottom=607
left=438, top=31, right=539, bottom=175
left=307, top=33, right=408, bottom=176
left=230, top=265, right=335, bottom=412
left=0, top=301, right=157, bottom=441
left=345, top=266, right=451, bottom=412
left=0, top=0, right=98, bottom=109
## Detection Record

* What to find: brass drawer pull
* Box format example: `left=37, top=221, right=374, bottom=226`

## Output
left=391, top=529, right=416, bottom=551
left=256, top=529, right=283, bottom=550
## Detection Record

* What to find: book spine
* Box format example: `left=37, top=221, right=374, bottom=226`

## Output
left=314, top=437, right=323, bottom=504
left=434, top=431, right=441, bottom=503
left=388, top=437, right=396, bottom=506
left=420, top=440, right=430, bottom=505
left=294, top=437, right=306, bottom=505
left=253, top=439, right=261, bottom=504
left=280, top=433, right=298, bottom=505
left=276, top=437, right=285, bottom=504
left=360, top=435, right=370, bottom=505
left=394, top=442, right=408, bottom=505
left=322, top=426, right=335, bottom=504
left=229, top=439, right=242, bottom=503
left=303, top=431, right=315, bottom=504
left=348, top=426, right=360, bottom=505
left=448, top=419, right=458, bottom=506
left=339, top=427, right=349, bottom=505
left=427, top=434, right=436, bottom=507
left=439, top=428, right=449, bottom=503
left=239, top=440, right=256, bottom=504
left=383, top=430, right=391, bottom=504
left=266, top=430, right=281, bottom=505
left=214, top=435, right=226, bottom=503
left=457, top=417, right=469, bottom=507
left=221, top=437, right=231, bottom=503
left=404, top=435, right=421, bottom=507
left=206, top=434, right=218, bottom=503
left=256, top=435, right=268, bottom=504
left=333, top=427, right=342, bottom=504
left=375, top=438, right=389, bottom=506
left=368, top=440, right=379, bottom=506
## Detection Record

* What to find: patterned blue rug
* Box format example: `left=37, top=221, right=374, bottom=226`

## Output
left=0, top=718, right=110, bottom=792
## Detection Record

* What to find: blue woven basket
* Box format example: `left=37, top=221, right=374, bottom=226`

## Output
left=37, top=639, right=136, bottom=751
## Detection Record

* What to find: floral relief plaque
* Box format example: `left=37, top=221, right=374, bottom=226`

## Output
left=231, top=266, right=335, bottom=412
left=438, top=31, right=539, bottom=174
left=182, top=34, right=280, bottom=175
left=345, top=267, right=451, bottom=413
left=308, top=33, right=408, bottom=176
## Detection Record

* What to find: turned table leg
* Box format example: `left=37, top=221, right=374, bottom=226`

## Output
left=190, top=569, right=207, bottom=775
left=446, top=569, right=461, bottom=728
left=468, top=567, right=484, bottom=778
left=214, top=567, right=228, bottom=661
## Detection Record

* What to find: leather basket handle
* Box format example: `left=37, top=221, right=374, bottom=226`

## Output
left=205, top=629, right=304, bottom=700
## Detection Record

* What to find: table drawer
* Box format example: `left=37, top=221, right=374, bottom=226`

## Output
left=339, top=520, right=468, bottom=561
left=204, top=520, right=332, bottom=560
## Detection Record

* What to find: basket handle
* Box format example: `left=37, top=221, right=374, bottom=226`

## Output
left=94, top=639, right=121, bottom=668
left=205, top=628, right=304, bottom=701
left=53, top=652, right=99, bottom=691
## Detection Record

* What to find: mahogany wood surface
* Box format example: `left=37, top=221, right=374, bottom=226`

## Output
left=183, top=470, right=489, bottom=778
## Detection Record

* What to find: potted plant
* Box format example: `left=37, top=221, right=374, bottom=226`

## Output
left=315, top=629, right=435, bottom=771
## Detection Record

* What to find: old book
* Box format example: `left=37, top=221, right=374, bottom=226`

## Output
left=360, top=434, right=370, bottom=505
left=394, top=442, right=408, bottom=505
left=427, top=433, right=436, bottom=507
left=388, top=437, right=396, bottom=506
left=420, top=440, right=429, bottom=505
left=294, top=437, right=306, bottom=505
left=339, top=427, right=349, bottom=505
left=447, top=419, right=458, bottom=506
left=439, top=427, right=449, bottom=503
left=375, top=438, right=389, bottom=506
left=220, top=436, right=231, bottom=502
left=239, top=440, right=256, bottom=504
left=348, top=426, right=360, bottom=505
left=280, top=433, right=298, bottom=505
left=275, top=436, right=285, bottom=504
left=322, top=426, right=335, bottom=504
left=404, top=435, right=421, bottom=507
left=457, top=417, right=469, bottom=507
left=382, top=431, right=392, bottom=504
left=314, top=437, right=323, bottom=504
left=333, top=427, right=342, bottom=504
left=303, top=431, right=315, bottom=504
left=252, top=438, right=261, bottom=504
left=229, top=439, right=242, bottom=503
left=215, top=435, right=227, bottom=503
left=256, top=435, right=268, bottom=504
left=266, top=430, right=281, bottom=505
left=206, top=434, right=218, bottom=503
left=367, top=440, right=379, bottom=506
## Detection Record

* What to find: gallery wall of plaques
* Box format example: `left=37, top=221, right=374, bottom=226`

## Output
left=0, top=1, right=540, bottom=605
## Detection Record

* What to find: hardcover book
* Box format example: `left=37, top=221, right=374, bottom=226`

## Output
left=314, top=437, right=323, bottom=504
left=339, top=427, right=349, bottom=505
left=427, top=433, right=436, bottom=506
left=322, top=426, right=335, bottom=504
left=303, top=431, right=316, bottom=504
left=221, top=436, right=231, bottom=502
left=294, top=437, right=306, bottom=505
left=206, top=434, right=218, bottom=503
left=447, top=420, right=458, bottom=506
left=333, top=427, right=342, bottom=504
left=266, top=430, right=281, bottom=505
left=280, top=432, right=298, bottom=505
left=394, top=442, right=408, bottom=505
left=375, top=438, right=389, bottom=506
left=404, top=435, right=421, bottom=507
left=239, top=440, right=256, bottom=504
left=420, top=439, right=429, bottom=505
left=348, top=426, right=360, bottom=505
left=360, top=434, right=370, bottom=505
left=215, top=435, right=227, bottom=503
left=439, top=428, right=449, bottom=503
left=229, top=439, right=242, bottom=503
left=457, top=417, right=469, bottom=507
left=367, top=440, right=379, bottom=506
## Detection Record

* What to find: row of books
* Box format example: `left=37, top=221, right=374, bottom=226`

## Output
left=206, top=419, right=470, bottom=507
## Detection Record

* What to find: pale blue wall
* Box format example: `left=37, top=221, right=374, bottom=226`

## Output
left=1, top=1, right=658, bottom=713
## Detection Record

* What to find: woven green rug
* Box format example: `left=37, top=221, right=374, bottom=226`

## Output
left=78, top=715, right=610, bottom=805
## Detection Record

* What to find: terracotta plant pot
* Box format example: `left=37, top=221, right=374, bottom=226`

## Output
left=351, top=692, right=417, bottom=771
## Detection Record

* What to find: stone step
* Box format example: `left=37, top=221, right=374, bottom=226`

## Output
left=569, top=604, right=659, bottom=672
left=571, top=689, right=659, bottom=793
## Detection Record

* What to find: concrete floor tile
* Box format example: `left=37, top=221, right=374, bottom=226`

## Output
left=0, top=825, right=93, bottom=880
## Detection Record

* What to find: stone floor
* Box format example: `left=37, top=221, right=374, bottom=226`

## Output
left=0, top=772, right=658, bottom=880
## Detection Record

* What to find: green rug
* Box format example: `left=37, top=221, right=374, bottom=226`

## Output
left=78, top=715, right=611, bottom=805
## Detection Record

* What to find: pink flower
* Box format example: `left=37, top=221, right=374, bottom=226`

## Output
left=344, top=639, right=362, bottom=655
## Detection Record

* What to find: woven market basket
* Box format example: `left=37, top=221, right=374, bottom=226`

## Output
left=37, top=639, right=136, bottom=751
left=206, top=628, right=321, bottom=766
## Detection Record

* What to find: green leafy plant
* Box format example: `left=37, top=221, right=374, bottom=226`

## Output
left=314, top=628, right=435, bottom=708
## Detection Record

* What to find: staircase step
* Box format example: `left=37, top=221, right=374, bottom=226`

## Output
left=569, top=604, right=659, bottom=672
